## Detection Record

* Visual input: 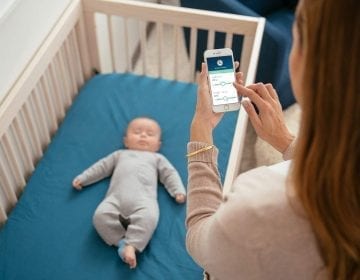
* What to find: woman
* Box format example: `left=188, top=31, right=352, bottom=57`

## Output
left=186, top=0, right=359, bottom=279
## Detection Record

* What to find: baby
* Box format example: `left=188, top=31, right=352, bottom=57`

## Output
left=72, top=117, right=186, bottom=269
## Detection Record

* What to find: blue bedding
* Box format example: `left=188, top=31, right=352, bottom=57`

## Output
left=0, top=73, right=238, bottom=280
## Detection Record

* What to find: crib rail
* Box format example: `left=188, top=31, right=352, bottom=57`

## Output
left=0, top=0, right=91, bottom=225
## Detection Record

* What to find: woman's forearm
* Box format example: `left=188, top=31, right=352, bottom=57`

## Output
left=186, top=142, right=222, bottom=231
left=190, top=117, right=213, bottom=144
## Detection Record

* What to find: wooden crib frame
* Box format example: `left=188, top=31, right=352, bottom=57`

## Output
left=0, top=0, right=265, bottom=225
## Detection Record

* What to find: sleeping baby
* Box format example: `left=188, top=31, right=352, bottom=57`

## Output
left=72, top=117, right=186, bottom=269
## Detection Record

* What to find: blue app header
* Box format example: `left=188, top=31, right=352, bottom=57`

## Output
left=206, top=55, right=233, bottom=72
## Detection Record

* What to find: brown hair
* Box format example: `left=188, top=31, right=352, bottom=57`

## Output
left=291, top=0, right=360, bottom=278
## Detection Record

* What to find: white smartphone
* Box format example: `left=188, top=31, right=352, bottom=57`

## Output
left=204, top=48, right=240, bottom=113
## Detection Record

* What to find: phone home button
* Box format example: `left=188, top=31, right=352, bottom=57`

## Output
left=224, top=104, right=229, bottom=111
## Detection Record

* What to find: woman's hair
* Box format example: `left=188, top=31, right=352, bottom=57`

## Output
left=292, top=0, right=360, bottom=278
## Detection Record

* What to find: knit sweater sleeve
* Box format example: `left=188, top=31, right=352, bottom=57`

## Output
left=185, top=142, right=226, bottom=272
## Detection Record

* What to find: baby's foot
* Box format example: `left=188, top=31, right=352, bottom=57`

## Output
left=123, top=245, right=137, bottom=269
left=118, top=240, right=137, bottom=269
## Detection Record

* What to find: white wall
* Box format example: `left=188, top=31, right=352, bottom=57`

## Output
left=0, top=0, right=72, bottom=103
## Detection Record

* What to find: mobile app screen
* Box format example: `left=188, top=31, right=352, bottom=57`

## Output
left=207, top=55, right=238, bottom=106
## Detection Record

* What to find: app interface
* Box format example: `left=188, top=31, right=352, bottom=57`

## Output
left=207, top=55, right=238, bottom=105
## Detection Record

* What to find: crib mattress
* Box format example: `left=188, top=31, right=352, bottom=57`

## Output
left=0, top=73, right=238, bottom=280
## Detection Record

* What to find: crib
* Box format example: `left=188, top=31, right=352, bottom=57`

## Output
left=0, top=0, right=264, bottom=278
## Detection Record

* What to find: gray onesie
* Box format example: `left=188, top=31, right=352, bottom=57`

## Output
left=75, top=149, right=186, bottom=252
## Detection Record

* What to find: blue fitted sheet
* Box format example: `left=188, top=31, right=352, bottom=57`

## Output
left=0, top=73, right=238, bottom=280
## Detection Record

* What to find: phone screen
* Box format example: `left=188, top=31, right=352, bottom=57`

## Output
left=206, top=55, right=238, bottom=106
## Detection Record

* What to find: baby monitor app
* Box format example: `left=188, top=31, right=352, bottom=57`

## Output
left=207, top=56, right=238, bottom=105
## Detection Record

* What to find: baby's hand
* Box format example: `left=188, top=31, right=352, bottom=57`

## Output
left=175, top=194, right=186, bottom=204
left=72, top=178, right=83, bottom=190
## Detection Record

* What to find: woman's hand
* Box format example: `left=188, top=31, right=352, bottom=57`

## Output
left=234, top=82, right=295, bottom=153
left=190, top=62, right=243, bottom=144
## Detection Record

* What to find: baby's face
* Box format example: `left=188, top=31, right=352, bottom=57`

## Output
left=124, top=118, right=161, bottom=152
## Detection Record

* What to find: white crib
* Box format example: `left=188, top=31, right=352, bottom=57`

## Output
left=0, top=0, right=264, bottom=225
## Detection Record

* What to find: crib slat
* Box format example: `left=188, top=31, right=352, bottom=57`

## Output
left=36, top=80, right=51, bottom=133
left=32, top=88, right=51, bottom=147
left=65, top=35, right=81, bottom=94
left=40, top=74, right=59, bottom=134
left=139, top=20, right=148, bottom=75
left=0, top=169, right=18, bottom=209
left=173, top=25, right=179, bottom=80
left=107, top=15, right=116, bottom=72
left=55, top=52, right=73, bottom=108
left=207, top=30, right=215, bottom=50
left=123, top=18, right=131, bottom=72
left=189, top=27, right=198, bottom=82
left=70, top=30, right=85, bottom=86
left=67, top=30, right=81, bottom=85
left=84, top=9, right=101, bottom=73
left=239, top=35, right=254, bottom=83
left=64, top=39, right=78, bottom=95
left=22, top=102, right=43, bottom=160
left=59, top=48, right=74, bottom=103
left=2, top=132, right=26, bottom=188
left=156, top=22, right=163, bottom=78
left=75, top=13, right=92, bottom=79
left=69, top=29, right=85, bottom=86
left=28, top=93, right=45, bottom=146
left=225, top=33, right=233, bottom=49
left=13, top=116, right=35, bottom=176
left=63, top=42, right=78, bottom=98
left=0, top=206, right=7, bottom=225
left=0, top=144, right=18, bottom=206
left=54, top=52, right=70, bottom=106
left=48, top=62, right=66, bottom=119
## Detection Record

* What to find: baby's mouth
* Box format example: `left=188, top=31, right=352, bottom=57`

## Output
left=138, top=140, right=148, bottom=146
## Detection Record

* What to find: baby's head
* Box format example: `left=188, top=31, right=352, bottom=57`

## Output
left=123, top=117, right=162, bottom=152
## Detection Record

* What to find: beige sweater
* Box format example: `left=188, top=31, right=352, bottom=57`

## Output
left=186, top=142, right=326, bottom=280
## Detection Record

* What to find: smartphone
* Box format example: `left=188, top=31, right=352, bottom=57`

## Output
left=204, top=48, right=240, bottom=113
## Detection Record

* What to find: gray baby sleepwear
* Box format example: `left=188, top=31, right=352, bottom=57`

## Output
left=75, top=149, right=186, bottom=252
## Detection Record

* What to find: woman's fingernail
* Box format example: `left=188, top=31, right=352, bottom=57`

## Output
left=241, top=100, right=250, bottom=107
